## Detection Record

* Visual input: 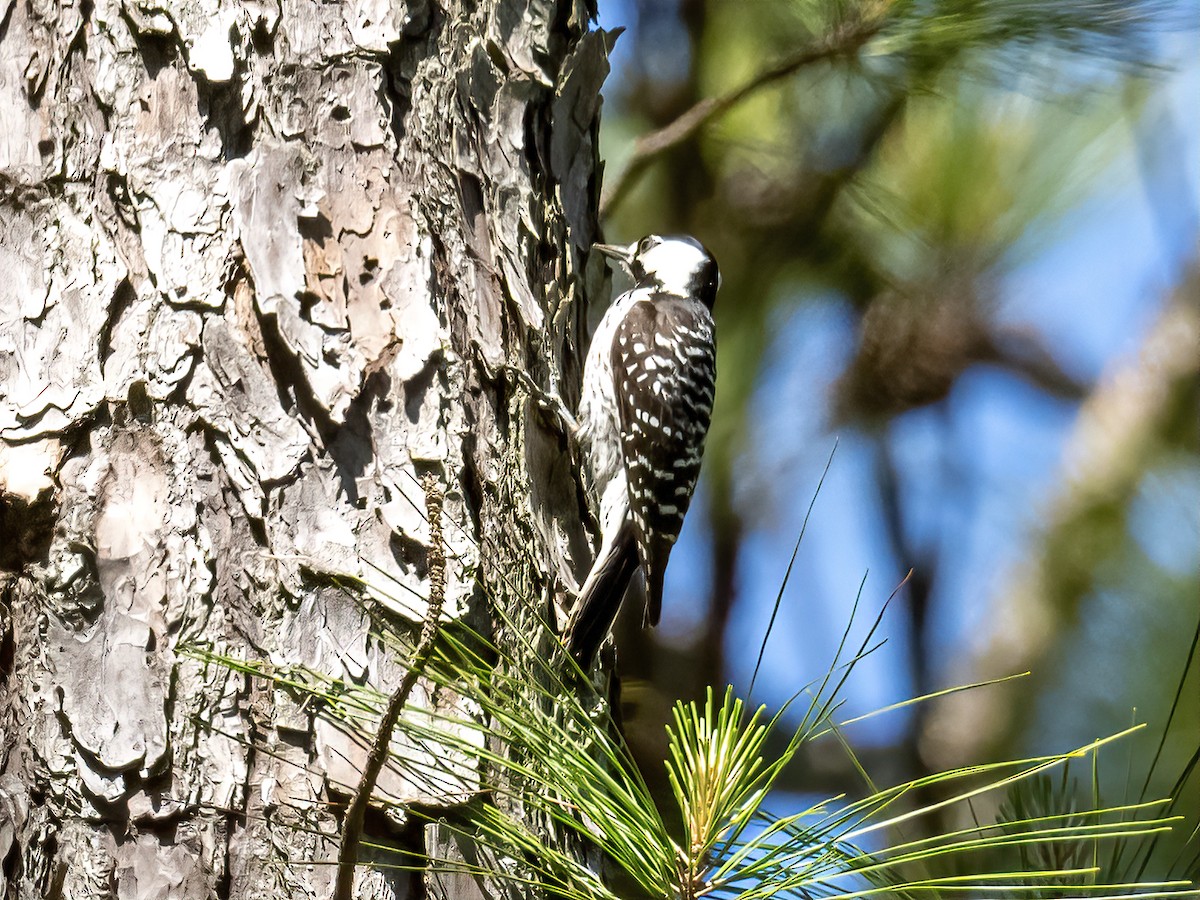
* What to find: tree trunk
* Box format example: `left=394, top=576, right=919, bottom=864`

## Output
left=0, top=0, right=611, bottom=895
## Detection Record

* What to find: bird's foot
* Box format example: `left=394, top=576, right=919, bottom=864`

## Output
left=503, top=364, right=579, bottom=438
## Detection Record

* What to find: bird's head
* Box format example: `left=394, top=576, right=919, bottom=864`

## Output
left=595, top=234, right=720, bottom=308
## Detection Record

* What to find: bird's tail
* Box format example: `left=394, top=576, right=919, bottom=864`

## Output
left=565, top=520, right=638, bottom=668
left=644, top=561, right=665, bottom=629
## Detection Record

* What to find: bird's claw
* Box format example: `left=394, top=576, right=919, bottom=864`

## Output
left=502, top=364, right=579, bottom=438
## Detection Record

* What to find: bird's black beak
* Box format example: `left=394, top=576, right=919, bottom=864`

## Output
left=593, top=242, right=635, bottom=271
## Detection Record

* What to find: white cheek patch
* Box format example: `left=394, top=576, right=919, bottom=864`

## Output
left=640, top=240, right=710, bottom=294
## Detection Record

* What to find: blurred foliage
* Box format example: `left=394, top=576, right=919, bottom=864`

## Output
left=596, top=0, right=1199, bottom=886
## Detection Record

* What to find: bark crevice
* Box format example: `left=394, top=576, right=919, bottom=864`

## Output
left=1, top=0, right=610, bottom=894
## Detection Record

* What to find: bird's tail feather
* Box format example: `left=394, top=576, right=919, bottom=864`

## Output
left=644, top=563, right=665, bottom=629
left=565, top=520, right=638, bottom=668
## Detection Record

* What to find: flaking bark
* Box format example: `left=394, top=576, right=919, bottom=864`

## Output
left=0, top=0, right=614, bottom=896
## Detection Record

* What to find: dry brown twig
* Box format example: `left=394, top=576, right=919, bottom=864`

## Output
left=334, top=473, right=447, bottom=900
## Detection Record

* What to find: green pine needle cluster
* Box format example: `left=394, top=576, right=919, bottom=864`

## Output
left=185, top=562, right=1198, bottom=900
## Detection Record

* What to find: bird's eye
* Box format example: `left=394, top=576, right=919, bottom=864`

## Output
left=638, top=236, right=656, bottom=255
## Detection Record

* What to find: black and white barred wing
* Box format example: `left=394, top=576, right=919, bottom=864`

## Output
left=612, top=295, right=717, bottom=626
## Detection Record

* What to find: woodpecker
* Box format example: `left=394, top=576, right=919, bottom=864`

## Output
left=565, top=235, right=719, bottom=668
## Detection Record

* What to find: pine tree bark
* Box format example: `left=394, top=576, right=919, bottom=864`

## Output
left=0, top=0, right=611, bottom=896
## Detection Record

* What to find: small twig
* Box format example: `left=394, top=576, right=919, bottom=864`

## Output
left=334, top=474, right=448, bottom=900
left=599, top=14, right=888, bottom=218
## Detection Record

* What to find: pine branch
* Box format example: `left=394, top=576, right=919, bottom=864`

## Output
left=599, top=12, right=889, bottom=218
